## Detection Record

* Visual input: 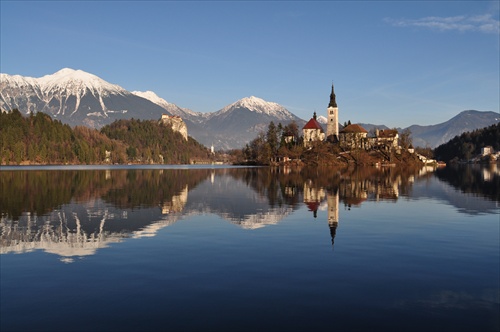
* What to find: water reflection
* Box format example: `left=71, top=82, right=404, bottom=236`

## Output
left=412, top=164, right=500, bottom=215
left=435, top=164, right=500, bottom=202
left=1, top=165, right=498, bottom=260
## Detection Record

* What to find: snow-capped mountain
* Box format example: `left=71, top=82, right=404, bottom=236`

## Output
left=0, top=68, right=307, bottom=149
left=316, top=115, right=328, bottom=125
left=0, top=68, right=171, bottom=128
left=202, top=96, right=305, bottom=149
left=37, top=68, right=126, bottom=95
left=130, top=91, right=305, bottom=149
left=131, top=90, right=206, bottom=123
left=212, top=96, right=296, bottom=120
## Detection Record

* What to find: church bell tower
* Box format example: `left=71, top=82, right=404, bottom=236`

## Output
left=327, top=84, right=339, bottom=140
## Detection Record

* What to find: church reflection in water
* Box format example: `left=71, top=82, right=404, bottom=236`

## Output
left=302, top=167, right=418, bottom=249
left=0, top=165, right=458, bottom=261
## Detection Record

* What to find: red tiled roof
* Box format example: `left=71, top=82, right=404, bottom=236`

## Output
left=378, top=129, right=398, bottom=138
left=340, top=124, right=367, bottom=133
left=303, top=118, right=324, bottom=130
left=306, top=201, right=320, bottom=212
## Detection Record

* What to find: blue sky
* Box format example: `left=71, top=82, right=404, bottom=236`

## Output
left=1, top=1, right=499, bottom=128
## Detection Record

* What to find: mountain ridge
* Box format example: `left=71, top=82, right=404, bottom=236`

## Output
left=0, top=68, right=306, bottom=149
left=0, top=68, right=169, bottom=128
left=405, top=110, right=499, bottom=148
left=1, top=68, right=498, bottom=149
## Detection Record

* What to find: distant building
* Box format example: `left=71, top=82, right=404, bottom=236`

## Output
left=374, top=129, right=399, bottom=149
left=482, top=146, right=493, bottom=156
left=104, top=150, right=111, bottom=163
left=160, top=114, right=188, bottom=141
left=302, top=112, right=325, bottom=147
left=339, top=124, right=368, bottom=150
left=283, top=131, right=295, bottom=144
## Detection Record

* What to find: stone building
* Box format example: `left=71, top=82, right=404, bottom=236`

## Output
left=339, top=124, right=368, bottom=150
left=374, top=129, right=399, bottom=149
left=302, top=112, right=325, bottom=148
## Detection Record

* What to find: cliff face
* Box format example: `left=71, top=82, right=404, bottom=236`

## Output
left=161, top=114, right=188, bottom=141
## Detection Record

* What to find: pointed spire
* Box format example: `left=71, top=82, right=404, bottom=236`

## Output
left=329, top=222, right=338, bottom=249
left=328, top=83, right=337, bottom=108
left=313, top=111, right=317, bottom=120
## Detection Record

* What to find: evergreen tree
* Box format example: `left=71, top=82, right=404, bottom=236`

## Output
left=266, top=121, right=279, bottom=157
left=433, top=123, right=500, bottom=162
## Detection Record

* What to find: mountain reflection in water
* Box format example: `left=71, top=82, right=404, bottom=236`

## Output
left=1, top=165, right=498, bottom=261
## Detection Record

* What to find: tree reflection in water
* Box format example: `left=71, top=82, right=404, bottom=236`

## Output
left=1, top=165, right=497, bottom=260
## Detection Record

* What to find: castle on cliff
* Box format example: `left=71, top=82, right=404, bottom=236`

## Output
left=160, top=114, right=188, bottom=141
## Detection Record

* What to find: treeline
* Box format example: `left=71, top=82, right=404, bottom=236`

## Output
left=101, top=119, right=211, bottom=164
left=433, top=123, right=500, bottom=163
left=232, top=121, right=303, bottom=165
left=230, top=120, right=417, bottom=166
left=0, top=109, right=121, bottom=164
left=0, top=110, right=211, bottom=165
left=1, top=168, right=212, bottom=220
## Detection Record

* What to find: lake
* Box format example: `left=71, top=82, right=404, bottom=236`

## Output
left=1, top=165, right=499, bottom=332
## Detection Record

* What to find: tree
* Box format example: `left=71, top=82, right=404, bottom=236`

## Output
left=282, top=121, right=299, bottom=148
left=126, top=146, right=137, bottom=160
left=13, top=141, right=25, bottom=164
left=399, top=128, right=412, bottom=149
left=266, top=121, right=279, bottom=157
left=461, top=142, right=474, bottom=161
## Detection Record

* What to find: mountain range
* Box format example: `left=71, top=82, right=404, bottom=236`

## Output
left=1, top=68, right=498, bottom=149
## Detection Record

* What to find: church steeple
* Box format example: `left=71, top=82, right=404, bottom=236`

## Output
left=328, top=84, right=337, bottom=108
left=326, top=83, right=339, bottom=140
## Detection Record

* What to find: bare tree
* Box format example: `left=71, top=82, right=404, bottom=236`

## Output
left=399, top=128, right=413, bottom=148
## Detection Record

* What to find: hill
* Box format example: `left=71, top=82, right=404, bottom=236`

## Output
left=433, top=123, right=500, bottom=163
left=0, top=110, right=212, bottom=165
left=101, top=118, right=212, bottom=164
left=405, top=110, right=499, bottom=148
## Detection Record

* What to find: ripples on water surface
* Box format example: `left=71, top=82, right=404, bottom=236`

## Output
left=1, top=165, right=499, bottom=331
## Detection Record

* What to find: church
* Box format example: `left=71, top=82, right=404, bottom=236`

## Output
left=302, top=84, right=399, bottom=150
left=302, top=84, right=338, bottom=148
left=302, top=112, right=325, bottom=148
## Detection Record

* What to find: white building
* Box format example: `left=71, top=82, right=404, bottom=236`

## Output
left=302, top=112, right=325, bottom=148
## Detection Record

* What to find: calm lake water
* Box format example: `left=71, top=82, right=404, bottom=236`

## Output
left=1, top=165, right=499, bottom=332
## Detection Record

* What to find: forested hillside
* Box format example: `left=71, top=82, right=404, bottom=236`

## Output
left=433, top=123, right=500, bottom=163
left=101, top=119, right=211, bottom=164
left=0, top=110, right=211, bottom=165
